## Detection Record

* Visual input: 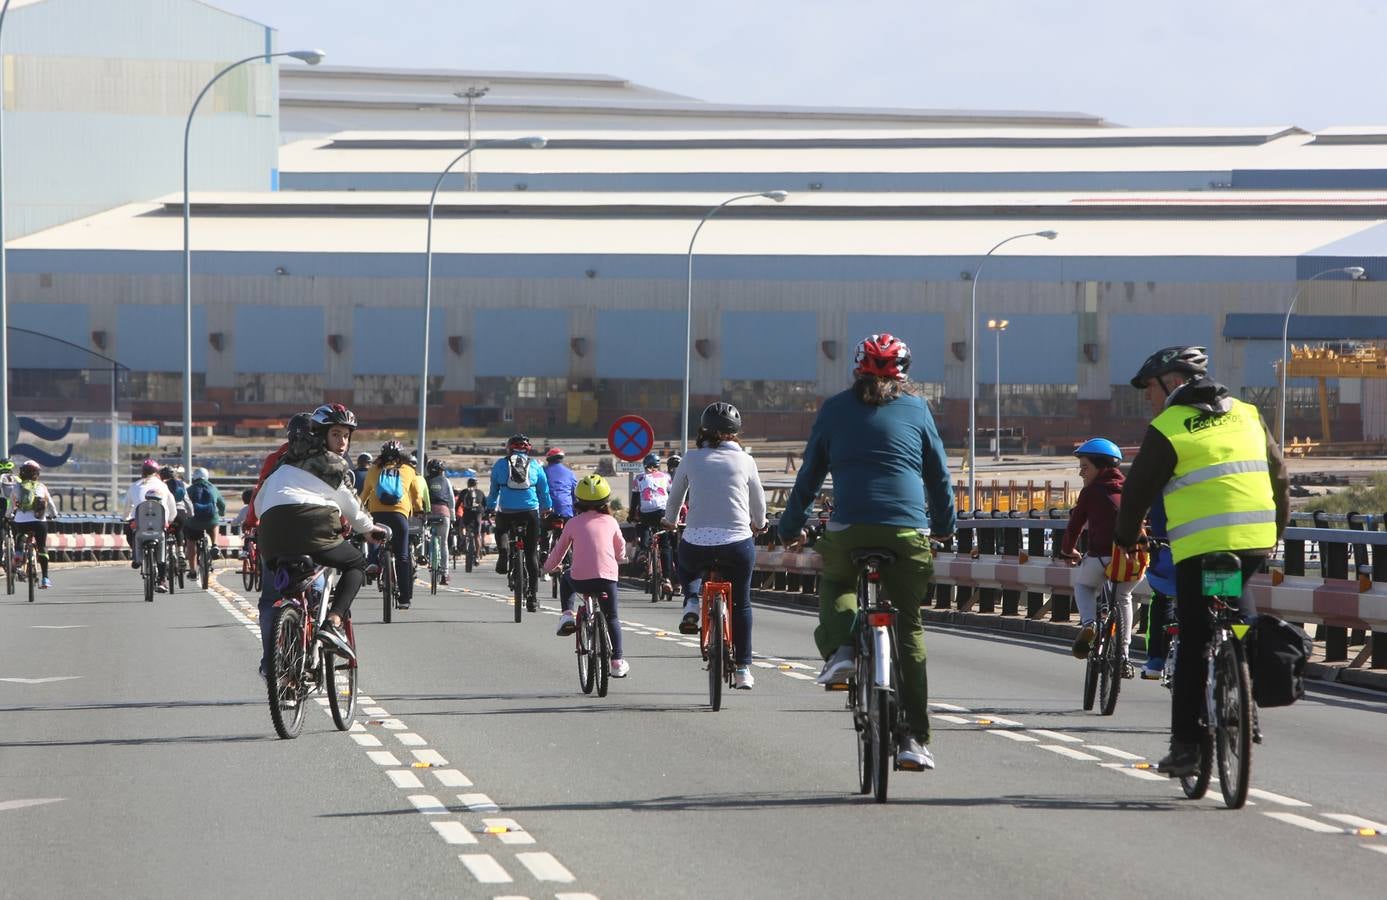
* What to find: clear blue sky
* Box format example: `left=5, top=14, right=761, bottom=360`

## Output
left=214, top=0, right=1381, bottom=129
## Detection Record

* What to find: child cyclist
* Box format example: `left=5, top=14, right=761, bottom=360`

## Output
left=1057, top=438, right=1136, bottom=678
left=543, top=475, right=629, bottom=678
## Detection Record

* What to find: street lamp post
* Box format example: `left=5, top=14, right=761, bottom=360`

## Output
left=681, top=191, right=788, bottom=453
left=0, top=0, right=16, bottom=456
left=967, top=230, right=1056, bottom=513
left=183, top=48, right=325, bottom=473
left=416, top=137, right=546, bottom=472
left=453, top=86, right=490, bottom=191
left=987, top=318, right=1009, bottom=461
left=1277, top=265, right=1366, bottom=447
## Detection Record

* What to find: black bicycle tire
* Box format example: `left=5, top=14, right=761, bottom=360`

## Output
left=708, top=602, right=724, bottom=711
left=465, top=534, right=475, bottom=573
left=1082, top=646, right=1099, bottom=711
left=513, top=546, right=525, bottom=623
left=241, top=556, right=255, bottom=591
left=200, top=541, right=210, bottom=590
left=648, top=546, right=661, bottom=603
left=577, top=606, right=595, bottom=694
left=872, top=686, right=892, bottom=803
left=855, top=631, right=873, bottom=795
left=143, top=548, right=155, bottom=603
left=326, top=635, right=358, bottom=731
left=1181, top=732, right=1214, bottom=799
left=596, top=611, right=611, bottom=698
left=267, top=605, right=308, bottom=739
left=26, top=547, right=36, bottom=603
left=1099, top=617, right=1121, bottom=716
left=429, top=532, right=439, bottom=596
left=173, top=547, right=184, bottom=592
left=381, top=553, right=394, bottom=624
left=1216, top=637, right=1252, bottom=809
left=3, top=528, right=15, bottom=595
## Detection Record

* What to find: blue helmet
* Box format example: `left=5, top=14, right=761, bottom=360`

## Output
left=1074, top=438, right=1122, bottom=463
left=643, top=453, right=661, bottom=469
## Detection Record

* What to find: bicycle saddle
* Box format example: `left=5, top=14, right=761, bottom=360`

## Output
left=269, top=556, right=320, bottom=594
left=1201, top=551, right=1242, bottom=574
left=849, top=547, right=897, bottom=566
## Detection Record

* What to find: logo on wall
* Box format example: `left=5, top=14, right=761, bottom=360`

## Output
left=10, top=416, right=75, bottom=467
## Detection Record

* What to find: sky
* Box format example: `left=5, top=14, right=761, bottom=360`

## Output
left=211, top=0, right=1382, bottom=130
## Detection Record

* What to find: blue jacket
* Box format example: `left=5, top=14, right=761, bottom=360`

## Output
left=778, top=388, right=956, bottom=538
left=545, top=462, right=577, bottom=518
left=1146, top=496, right=1176, bottom=596
left=487, top=453, right=552, bottom=513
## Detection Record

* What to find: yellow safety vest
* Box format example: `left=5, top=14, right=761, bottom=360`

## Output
left=1151, top=397, right=1277, bottom=563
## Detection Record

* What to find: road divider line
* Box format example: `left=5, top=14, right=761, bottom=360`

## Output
left=515, top=851, right=576, bottom=883
left=1247, top=788, right=1311, bottom=808
left=458, top=793, right=500, bottom=813
left=928, top=702, right=972, bottom=712
left=1100, top=763, right=1167, bottom=782
left=458, top=853, right=512, bottom=884
left=988, top=730, right=1039, bottom=743
left=351, top=734, right=383, bottom=747
left=387, top=770, right=424, bottom=789
left=367, top=751, right=401, bottom=766
left=1028, top=729, right=1082, bottom=743
left=483, top=818, right=536, bottom=845
left=1323, top=813, right=1387, bottom=832
left=1264, top=812, right=1345, bottom=834
left=1039, top=744, right=1102, bottom=762
left=434, top=769, right=474, bottom=788
left=976, top=716, right=1024, bottom=727
left=1365, top=846, right=1387, bottom=857
left=933, top=714, right=972, bottom=725
left=408, top=794, right=449, bottom=815
left=395, top=732, right=427, bottom=747
left=430, top=821, right=479, bottom=845
left=1085, top=745, right=1145, bottom=761
left=412, top=749, right=449, bottom=766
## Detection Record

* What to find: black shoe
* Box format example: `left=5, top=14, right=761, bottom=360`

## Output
left=397, top=600, right=411, bottom=610
left=678, top=611, right=699, bottom=635
left=526, top=597, right=538, bottom=613
left=495, top=558, right=508, bottom=574
left=1156, top=741, right=1200, bottom=777
left=317, top=623, right=356, bottom=661
left=131, top=559, right=141, bottom=570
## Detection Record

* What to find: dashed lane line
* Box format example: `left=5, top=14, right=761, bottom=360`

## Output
left=1264, top=812, right=1348, bottom=834
left=431, top=821, right=479, bottom=845
left=1247, top=788, right=1312, bottom=808
left=1039, top=744, right=1103, bottom=762
left=987, top=730, right=1039, bottom=743
left=458, top=854, right=512, bottom=884
left=1084, top=745, right=1146, bottom=761
left=1324, top=813, right=1387, bottom=832
left=387, top=770, right=424, bottom=789
left=409, top=795, right=449, bottom=815
left=1027, top=729, right=1083, bottom=743
left=515, top=851, right=577, bottom=883
left=1101, top=762, right=1167, bottom=782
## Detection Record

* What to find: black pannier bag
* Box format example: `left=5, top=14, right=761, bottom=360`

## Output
left=1248, top=616, right=1313, bottom=708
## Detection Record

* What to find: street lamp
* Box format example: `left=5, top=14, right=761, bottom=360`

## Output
left=452, top=86, right=490, bottom=191
left=1277, top=265, right=1367, bottom=446
left=967, top=229, right=1056, bottom=513
left=681, top=191, right=789, bottom=452
left=416, top=137, right=546, bottom=471
left=0, top=0, right=17, bottom=455
left=987, top=318, right=1009, bottom=461
left=182, top=48, right=325, bottom=473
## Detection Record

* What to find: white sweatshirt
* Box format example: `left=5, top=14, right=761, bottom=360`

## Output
left=123, top=477, right=177, bottom=524
left=254, top=463, right=374, bottom=535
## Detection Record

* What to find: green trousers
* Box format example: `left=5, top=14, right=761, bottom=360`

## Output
left=813, top=524, right=935, bottom=743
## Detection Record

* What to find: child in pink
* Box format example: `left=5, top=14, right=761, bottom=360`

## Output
left=543, top=482, right=628, bottom=676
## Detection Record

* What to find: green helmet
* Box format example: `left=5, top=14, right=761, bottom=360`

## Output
left=0, top=458, right=13, bottom=474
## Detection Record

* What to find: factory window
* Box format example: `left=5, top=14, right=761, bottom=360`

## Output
left=1109, top=385, right=1149, bottom=420
left=235, top=374, right=325, bottom=405
left=353, top=374, right=442, bottom=407
left=595, top=379, right=681, bottom=411
left=126, top=372, right=204, bottom=403
left=476, top=376, right=567, bottom=409
left=721, top=380, right=819, bottom=412
left=1240, top=386, right=1337, bottom=423
left=991, top=384, right=1077, bottom=418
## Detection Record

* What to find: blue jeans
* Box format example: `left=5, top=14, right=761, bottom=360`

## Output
left=559, top=573, right=623, bottom=660
left=677, top=537, right=755, bottom=666
left=257, top=558, right=281, bottom=673
left=368, top=511, right=413, bottom=602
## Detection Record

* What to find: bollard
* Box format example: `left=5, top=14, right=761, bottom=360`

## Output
left=1346, top=512, right=1368, bottom=648
left=1001, top=517, right=1022, bottom=616
left=1316, top=511, right=1349, bottom=663
left=1047, top=510, right=1071, bottom=622
left=977, top=526, right=997, bottom=614
left=932, top=535, right=955, bottom=609
left=955, top=526, right=974, bottom=611
left=1026, top=516, right=1046, bottom=618
left=1374, top=537, right=1387, bottom=669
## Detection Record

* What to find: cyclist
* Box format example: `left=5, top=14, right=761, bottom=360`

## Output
left=353, top=453, right=372, bottom=492
left=424, top=457, right=454, bottom=586
left=1139, top=496, right=1178, bottom=680
left=9, top=461, right=57, bottom=588
left=407, top=453, right=431, bottom=565
left=159, top=466, right=194, bottom=547
left=1056, top=438, right=1136, bottom=678
left=455, top=476, right=486, bottom=559
left=232, top=488, right=255, bottom=561
left=542, top=447, right=577, bottom=570
left=544, top=474, right=629, bottom=677
left=1113, top=345, right=1289, bottom=776
left=777, top=333, right=955, bottom=771
left=359, top=439, right=426, bottom=610
left=246, top=413, right=312, bottom=674
left=664, top=402, right=767, bottom=690
left=122, top=459, right=177, bottom=584
left=487, top=433, right=551, bottom=612
left=666, top=453, right=681, bottom=475
left=254, top=404, right=387, bottom=658
left=0, top=458, right=16, bottom=521
left=630, top=452, right=675, bottom=595
left=183, top=467, right=226, bottom=582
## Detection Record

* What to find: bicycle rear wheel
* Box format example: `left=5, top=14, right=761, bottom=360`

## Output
left=429, top=534, right=439, bottom=596
left=326, top=621, right=358, bottom=731
left=381, top=554, right=394, bottom=624
left=143, top=549, right=155, bottom=603
left=268, top=605, right=308, bottom=739
left=871, top=686, right=892, bottom=803
left=707, top=602, right=724, bottom=711
left=174, top=549, right=184, bottom=591
left=3, top=529, right=15, bottom=595
left=513, top=551, right=525, bottom=623
left=595, top=612, right=612, bottom=698
left=26, top=550, right=36, bottom=603
left=1099, top=616, right=1121, bottom=716
left=1082, top=648, right=1099, bottom=711
left=1215, top=637, right=1252, bottom=809
left=1180, top=732, right=1213, bottom=799
left=241, top=555, right=255, bottom=591
left=854, top=638, right=873, bottom=795
left=200, top=543, right=210, bottom=590
left=648, top=550, right=661, bottom=603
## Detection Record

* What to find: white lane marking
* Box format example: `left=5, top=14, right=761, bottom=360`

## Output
left=395, top=733, right=427, bottom=747
left=655, top=635, right=680, bottom=642
left=316, top=698, right=332, bottom=707
left=29, top=625, right=86, bottom=629
left=367, top=751, right=401, bottom=766
left=483, top=818, right=536, bottom=845
left=430, top=821, right=479, bottom=845
left=434, top=769, right=474, bottom=788
left=752, top=660, right=778, bottom=669
left=350, top=734, right=383, bottom=747
left=377, top=718, right=406, bottom=730
left=1324, top=813, right=1387, bottom=832
left=357, top=695, right=376, bottom=704
left=1039, top=744, right=1102, bottom=762
left=1247, top=788, right=1312, bottom=808
left=929, top=702, right=972, bottom=712
left=413, top=749, right=449, bottom=767
left=1101, top=763, right=1166, bottom=782
left=556, top=894, right=601, bottom=900
left=1264, top=812, right=1345, bottom=834
left=0, top=676, right=82, bottom=684
left=1084, top=745, right=1145, bottom=761
left=784, top=671, right=815, bottom=681
left=975, top=716, right=1024, bottom=727
left=0, top=798, right=63, bottom=812
left=387, top=770, right=424, bottom=789
left=408, top=795, right=449, bottom=815
left=988, top=730, right=1039, bottom=743
left=1028, top=729, right=1083, bottom=743
left=458, top=793, right=500, bottom=813
left=933, top=715, right=972, bottom=725
left=363, top=706, right=389, bottom=716
left=348, top=722, right=365, bottom=733
left=515, top=851, right=576, bottom=883
left=1366, top=846, right=1387, bottom=857
left=458, top=853, right=512, bottom=884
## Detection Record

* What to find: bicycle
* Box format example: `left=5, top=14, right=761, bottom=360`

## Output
left=240, top=532, right=261, bottom=592
left=544, top=514, right=566, bottom=600
left=196, top=529, right=213, bottom=590
left=461, top=518, right=479, bottom=574
left=423, top=513, right=449, bottom=596
left=15, top=531, right=39, bottom=603
left=643, top=527, right=677, bottom=603
left=573, top=582, right=614, bottom=698
left=265, top=556, right=358, bottom=739
left=698, top=566, right=736, bottom=711
left=503, top=528, right=530, bottom=623
left=2, top=520, right=14, bottom=596
left=1082, top=578, right=1128, bottom=716
left=375, top=525, right=400, bottom=623
left=168, top=531, right=186, bottom=592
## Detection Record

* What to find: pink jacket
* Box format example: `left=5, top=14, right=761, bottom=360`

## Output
left=543, top=511, right=626, bottom=582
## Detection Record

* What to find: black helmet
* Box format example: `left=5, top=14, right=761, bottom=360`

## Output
left=310, top=403, right=357, bottom=431
left=286, top=412, right=313, bottom=441
left=1130, top=345, right=1209, bottom=389
left=241, top=488, right=254, bottom=503
left=407, top=453, right=419, bottom=468
left=378, top=440, right=405, bottom=464
left=426, top=458, right=445, bottom=476
left=158, top=465, right=175, bottom=481
left=507, top=433, right=532, bottom=452
left=356, top=453, right=371, bottom=466
left=467, top=477, right=477, bottom=487
left=700, top=402, right=741, bottom=435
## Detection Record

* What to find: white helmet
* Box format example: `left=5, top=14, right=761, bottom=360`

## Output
left=192, top=467, right=209, bottom=481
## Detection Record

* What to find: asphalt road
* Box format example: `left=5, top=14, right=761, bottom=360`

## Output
left=3, top=561, right=1385, bottom=899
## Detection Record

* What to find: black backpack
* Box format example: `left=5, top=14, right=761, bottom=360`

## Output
left=1247, top=616, right=1313, bottom=708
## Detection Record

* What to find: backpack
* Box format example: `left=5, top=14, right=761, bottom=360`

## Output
left=428, top=477, right=450, bottom=506
left=1247, top=616, right=1313, bottom=708
left=189, top=481, right=217, bottom=521
left=171, top=480, right=187, bottom=503
left=16, top=481, right=39, bottom=514
left=506, top=453, right=531, bottom=491
left=375, top=467, right=404, bottom=505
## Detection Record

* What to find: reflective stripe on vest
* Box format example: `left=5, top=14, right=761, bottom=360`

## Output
left=1151, top=397, right=1277, bottom=564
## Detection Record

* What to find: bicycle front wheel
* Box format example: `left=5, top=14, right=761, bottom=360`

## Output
left=143, top=550, right=155, bottom=603
left=577, top=608, right=595, bottom=694
left=707, top=603, right=724, bottom=711
left=267, top=605, right=308, bottom=739
left=1215, top=637, right=1252, bottom=809
left=26, top=552, right=36, bottom=603
left=872, top=686, right=892, bottom=803
left=513, top=555, right=525, bottom=623
left=595, top=613, right=612, bottom=698
left=200, top=544, right=210, bottom=590
left=3, top=529, right=15, bottom=595
left=241, top=555, right=255, bottom=591
left=326, top=623, right=358, bottom=731
left=1181, top=732, right=1213, bottom=799
left=381, top=554, right=394, bottom=624
left=1099, top=616, right=1121, bottom=716
left=854, top=641, right=873, bottom=795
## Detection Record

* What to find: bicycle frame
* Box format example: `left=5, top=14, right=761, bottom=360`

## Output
left=698, top=578, right=733, bottom=661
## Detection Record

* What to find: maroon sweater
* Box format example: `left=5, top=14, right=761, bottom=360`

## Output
left=1062, top=466, right=1124, bottom=558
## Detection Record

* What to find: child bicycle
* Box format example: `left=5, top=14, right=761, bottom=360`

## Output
left=265, top=556, right=359, bottom=739
left=1082, top=578, right=1130, bottom=716
left=571, top=579, right=614, bottom=698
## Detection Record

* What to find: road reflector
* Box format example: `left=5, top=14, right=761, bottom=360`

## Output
left=824, top=683, right=849, bottom=692
left=1356, top=828, right=1378, bottom=837
left=483, top=825, right=513, bottom=834
left=412, top=762, right=432, bottom=768
left=1133, top=762, right=1153, bottom=769
left=777, top=664, right=791, bottom=670
left=976, top=718, right=993, bottom=726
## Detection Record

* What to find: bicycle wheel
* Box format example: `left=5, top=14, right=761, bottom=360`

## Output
left=3, top=529, right=15, bottom=595
left=707, top=601, right=724, bottom=711
left=1099, top=617, right=1121, bottom=716
left=1215, top=637, right=1252, bottom=809
left=854, top=638, right=873, bottom=795
left=267, top=605, right=308, bottom=739
left=465, top=534, right=475, bottom=573
left=241, top=554, right=255, bottom=590
left=871, top=686, right=893, bottom=803
left=595, top=612, right=612, bottom=698
left=1180, top=732, right=1213, bottom=799
left=1082, top=647, right=1099, bottom=711
left=26, top=549, right=37, bottom=603
left=252, top=560, right=262, bottom=593
left=648, top=549, right=661, bottom=603
left=172, top=549, right=183, bottom=592
left=577, top=607, right=595, bottom=694
left=326, top=621, right=358, bottom=731
left=200, top=542, right=210, bottom=590
left=429, top=533, right=439, bottom=596
left=513, top=550, right=525, bottom=623
left=381, top=553, right=394, bottom=624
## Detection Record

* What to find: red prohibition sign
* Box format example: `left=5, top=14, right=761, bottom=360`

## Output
left=607, top=415, right=655, bottom=462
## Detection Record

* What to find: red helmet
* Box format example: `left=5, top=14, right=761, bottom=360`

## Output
left=853, top=333, right=911, bottom=382
left=545, top=447, right=565, bottom=460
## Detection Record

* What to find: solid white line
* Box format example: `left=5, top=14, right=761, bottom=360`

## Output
left=430, top=821, right=478, bottom=845
left=0, top=798, right=63, bottom=812
left=1264, top=812, right=1344, bottom=834
left=1100, top=763, right=1166, bottom=782
left=929, top=702, right=972, bottom=712
left=988, top=730, right=1039, bottom=743
left=458, top=793, right=500, bottom=812
left=1084, top=745, right=1146, bottom=761
left=1323, top=813, right=1387, bottom=832
left=434, top=769, right=474, bottom=788
left=1039, top=744, right=1102, bottom=762
left=1247, top=788, right=1311, bottom=808
left=408, top=794, right=449, bottom=815
left=483, top=818, right=536, bottom=845
left=933, top=714, right=972, bottom=725
left=350, top=734, right=383, bottom=747
left=458, top=853, right=512, bottom=884
left=395, top=733, right=427, bottom=747
left=514, top=851, right=576, bottom=883
left=784, top=672, right=814, bottom=681
left=1028, top=729, right=1083, bottom=743
left=366, top=751, right=401, bottom=766
left=413, top=749, right=449, bottom=766
left=555, top=895, right=601, bottom=900
left=387, top=770, right=424, bottom=789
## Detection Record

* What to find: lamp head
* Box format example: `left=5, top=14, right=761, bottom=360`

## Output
left=287, top=50, right=326, bottom=65
left=1346, top=266, right=1367, bottom=280
left=1036, top=230, right=1058, bottom=240
left=762, top=191, right=789, bottom=202
left=520, top=136, right=547, bottom=149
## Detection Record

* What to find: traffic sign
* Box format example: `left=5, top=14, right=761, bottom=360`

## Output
left=607, top=415, right=655, bottom=462
left=614, top=460, right=645, bottom=474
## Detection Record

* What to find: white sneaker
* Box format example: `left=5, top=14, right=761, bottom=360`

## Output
left=733, top=667, right=754, bottom=690
left=898, top=736, right=935, bottom=771
left=610, top=658, right=630, bottom=678
left=541, top=572, right=552, bottom=582
left=556, top=611, right=576, bottom=636
left=816, top=645, right=856, bottom=685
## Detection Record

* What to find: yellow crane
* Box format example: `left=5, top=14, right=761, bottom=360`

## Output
left=1276, top=343, right=1387, bottom=446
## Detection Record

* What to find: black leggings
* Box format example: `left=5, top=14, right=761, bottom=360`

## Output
left=494, top=510, right=540, bottom=595
left=13, top=521, right=49, bottom=579
left=279, top=540, right=367, bottom=620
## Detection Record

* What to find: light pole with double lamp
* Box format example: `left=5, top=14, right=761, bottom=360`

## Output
left=1277, top=265, right=1366, bottom=447
left=967, top=230, right=1056, bottom=512
left=416, top=137, right=547, bottom=471
left=987, top=318, right=1009, bottom=461
left=182, top=49, right=325, bottom=473
left=681, top=191, right=789, bottom=453
left=0, top=0, right=16, bottom=455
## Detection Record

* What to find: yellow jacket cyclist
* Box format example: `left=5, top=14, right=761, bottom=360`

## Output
left=359, top=439, right=428, bottom=609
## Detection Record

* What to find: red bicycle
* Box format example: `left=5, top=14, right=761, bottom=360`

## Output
left=266, top=556, right=357, bottom=738
left=240, top=530, right=261, bottom=592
